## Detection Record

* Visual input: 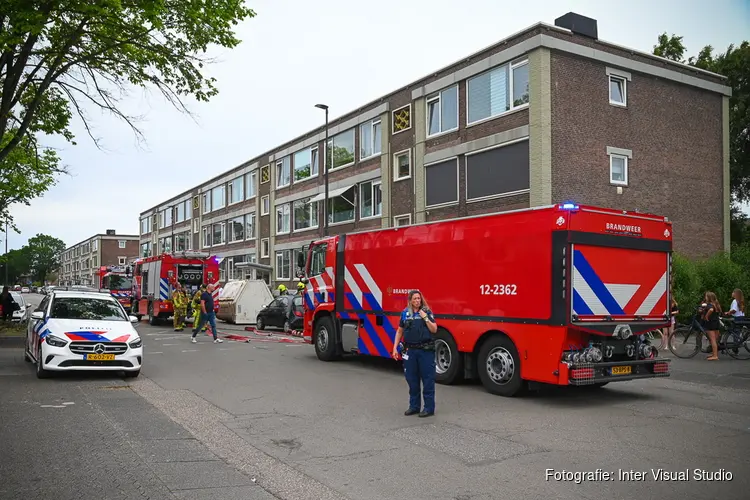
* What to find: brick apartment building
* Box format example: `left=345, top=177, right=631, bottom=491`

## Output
left=139, top=12, right=731, bottom=290
left=57, top=230, right=140, bottom=286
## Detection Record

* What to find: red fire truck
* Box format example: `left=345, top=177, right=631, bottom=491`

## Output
left=96, top=265, right=134, bottom=312
left=131, top=251, right=221, bottom=325
left=298, top=203, right=672, bottom=397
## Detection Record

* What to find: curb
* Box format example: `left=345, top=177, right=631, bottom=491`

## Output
left=0, top=336, right=25, bottom=348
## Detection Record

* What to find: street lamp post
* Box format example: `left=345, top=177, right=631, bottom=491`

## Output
left=4, top=219, right=8, bottom=286
left=315, top=104, right=330, bottom=236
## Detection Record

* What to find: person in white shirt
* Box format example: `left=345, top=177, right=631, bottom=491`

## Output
left=727, top=288, right=745, bottom=318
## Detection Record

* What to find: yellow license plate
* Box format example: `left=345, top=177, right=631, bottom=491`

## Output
left=611, top=365, right=632, bottom=375
left=85, top=353, right=115, bottom=361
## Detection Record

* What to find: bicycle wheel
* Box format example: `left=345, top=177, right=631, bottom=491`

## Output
left=725, top=327, right=750, bottom=360
left=669, top=324, right=702, bottom=358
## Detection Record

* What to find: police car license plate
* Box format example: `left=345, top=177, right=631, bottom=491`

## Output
left=85, top=353, right=115, bottom=361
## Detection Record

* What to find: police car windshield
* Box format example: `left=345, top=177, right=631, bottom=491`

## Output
left=50, top=297, right=128, bottom=321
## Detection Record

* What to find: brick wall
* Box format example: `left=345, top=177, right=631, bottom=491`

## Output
left=100, top=238, right=139, bottom=267
left=549, top=52, right=724, bottom=258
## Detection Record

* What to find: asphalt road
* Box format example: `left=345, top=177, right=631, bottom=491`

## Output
left=1, top=311, right=749, bottom=500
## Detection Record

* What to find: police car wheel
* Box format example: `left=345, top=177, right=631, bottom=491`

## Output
left=477, top=335, right=523, bottom=397
left=36, top=343, right=49, bottom=379
left=434, top=329, right=463, bottom=385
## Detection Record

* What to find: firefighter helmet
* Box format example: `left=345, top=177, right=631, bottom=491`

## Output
left=277, top=284, right=287, bottom=294
left=297, top=282, right=305, bottom=291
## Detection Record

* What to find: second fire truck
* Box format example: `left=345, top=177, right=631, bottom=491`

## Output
left=96, top=265, right=134, bottom=312
left=130, top=251, right=221, bottom=325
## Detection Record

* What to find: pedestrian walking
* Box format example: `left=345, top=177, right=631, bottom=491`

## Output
left=700, top=291, right=721, bottom=361
left=190, top=284, right=208, bottom=333
left=191, top=283, right=223, bottom=344
left=1, top=286, right=19, bottom=321
left=392, top=290, right=438, bottom=418
left=172, top=283, right=188, bottom=332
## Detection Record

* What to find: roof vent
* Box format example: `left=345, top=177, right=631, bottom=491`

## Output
left=106, top=229, right=116, bottom=235
left=554, top=12, right=598, bottom=40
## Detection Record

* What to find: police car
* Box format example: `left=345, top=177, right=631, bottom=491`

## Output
left=24, top=288, right=144, bottom=379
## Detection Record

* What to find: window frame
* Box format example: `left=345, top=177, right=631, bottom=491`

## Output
left=424, top=157, right=460, bottom=209
left=211, top=222, right=226, bottom=246
left=260, top=164, right=271, bottom=184
left=359, top=180, right=382, bottom=220
left=327, top=187, right=356, bottom=226
left=293, top=146, right=319, bottom=184
left=292, top=197, right=319, bottom=232
left=212, top=185, right=226, bottom=210
left=466, top=58, right=530, bottom=127
left=118, top=240, right=126, bottom=249
left=261, top=195, right=270, bottom=216
left=201, top=225, right=211, bottom=248
left=393, top=214, right=411, bottom=227
left=359, top=119, right=382, bottom=160
left=325, top=128, right=356, bottom=172
left=609, top=153, right=629, bottom=186
left=426, top=85, right=459, bottom=138
left=276, top=156, right=291, bottom=189
left=276, top=202, right=291, bottom=235
left=391, top=104, right=412, bottom=135
left=275, top=250, right=291, bottom=280
left=228, top=215, right=245, bottom=243
left=246, top=170, right=258, bottom=199
left=465, top=138, right=531, bottom=204
left=201, top=192, right=211, bottom=214
left=393, top=149, right=412, bottom=182
left=228, top=176, right=245, bottom=205
left=608, top=74, right=627, bottom=107
left=193, top=219, right=199, bottom=234
left=260, top=238, right=270, bottom=258
left=245, top=212, right=256, bottom=240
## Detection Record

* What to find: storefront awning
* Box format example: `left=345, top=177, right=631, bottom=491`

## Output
left=308, top=184, right=354, bottom=203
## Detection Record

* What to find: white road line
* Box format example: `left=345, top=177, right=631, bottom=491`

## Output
left=162, top=343, right=178, bottom=346
left=148, top=351, right=163, bottom=354
left=181, top=349, right=198, bottom=352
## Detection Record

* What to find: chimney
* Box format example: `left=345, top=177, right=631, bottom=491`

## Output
left=106, top=229, right=116, bottom=235
left=554, top=12, right=598, bottom=40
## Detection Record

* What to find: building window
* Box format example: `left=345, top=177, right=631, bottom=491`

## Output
left=175, top=202, right=185, bottom=223
left=140, top=242, right=150, bottom=257
left=118, top=240, right=126, bottom=248
left=261, top=195, right=270, bottom=215
left=293, top=147, right=319, bottom=183
left=202, top=226, right=210, bottom=249
left=165, top=207, right=173, bottom=227
left=261, top=238, right=270, bottom=258
left=246, top=170, right=258, bottom=198
left=466, top=139, right=530, bottom=202
left=326, top=128, right=355, bottom=171
left=359, top=181, right=382, bottom=219
left=467, top=59, right=529, bottom=125
left=394, top=149, right=411, bottom=181
left=609, top=75, right=627, bottom=106
left=260, top=164, right=270, bottom=184
left=607, top=147, right=631, bottom=186
left=175, top=232, right=190, bottom=252
left=276, top=203, right=291, bottom=234
left=394, top=214, right=411, bottom=227
left=276, top=156, right=291, bottom=188
left=228, top=216, right=244, bottom=242
left=202, top=192, right=211, bottom=214
left=192, top=196, right=200, bottom=215
left=193, top=219, right=199, bottom=234
left=212, top=222, right=225, bottom=246
left=229, top=176, right=244, bottom=204
left=140, top=217, right=151, bottom=234
left=359, top=119, right=382, bottom=160
left=425, top=158, right=459, bottom=208
left=118, top=256, right=126, bottom=266
left=275, top=250, right=291, bottom=280
left=212, top=185, right=226, bottom=210
left=328, top=186, right=355, bottom=224
left=245, top=213, right=256, bottom=240
left=293, top=197, right=319, bottom=231
left=392, top=104, right=411, bottom=134
left=427, top=85, right=458, bottom=137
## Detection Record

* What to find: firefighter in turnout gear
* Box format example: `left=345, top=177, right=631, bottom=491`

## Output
left=191, top=284, right=208, bottom=332
left=296, top=282, right=305, bottom=294
left=172, top=283, right=188, bottom=331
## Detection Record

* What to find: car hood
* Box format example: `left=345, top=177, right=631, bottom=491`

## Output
left=42, top=319, right=137, bottom=343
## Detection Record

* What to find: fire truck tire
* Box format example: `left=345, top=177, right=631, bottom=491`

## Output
left=314, top=316, right=339, bottom=361
left=476, top=334, right=524, bottom=397
left=434, top=329, right=463, bottom=385
left=148, top=304, right=159, bottom=326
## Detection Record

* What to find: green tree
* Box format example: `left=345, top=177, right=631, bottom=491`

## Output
left=25, top=233, right=66, bottom=283
left=0, top=247, right=32, bottom=284
left=0, top=1, right=257, bottom=226
left=653, top=34, right=750, bottom=242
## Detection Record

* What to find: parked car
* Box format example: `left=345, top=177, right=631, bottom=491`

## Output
left=255, top=294, right=303, bottom=333
left=9, top=291, right=30, bottom=322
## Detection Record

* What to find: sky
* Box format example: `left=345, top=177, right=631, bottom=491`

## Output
left=2, top=0, right=749, bottom=251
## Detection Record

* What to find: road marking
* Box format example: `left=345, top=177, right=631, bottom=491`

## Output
left=148, top=351, right=163, bottom=354
left=181, top=349, right=198, bottom=353
left=62, top=402, right=75, bottom=405
left=40, top=405, right=66, bottom=408
left=162, top=343, right=178, bottom=346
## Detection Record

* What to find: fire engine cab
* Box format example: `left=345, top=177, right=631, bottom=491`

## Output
left=96, top=265, right=134, bottom=312
left=131, top=251, right=221, bottom=325
left=298, top=203, right=673, bottom=397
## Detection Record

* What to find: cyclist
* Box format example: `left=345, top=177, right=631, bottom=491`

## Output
left=699, top=291, right=722, bottom=361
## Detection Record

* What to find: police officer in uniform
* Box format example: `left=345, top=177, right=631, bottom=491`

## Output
left=392, top=290, right=438, bottom=417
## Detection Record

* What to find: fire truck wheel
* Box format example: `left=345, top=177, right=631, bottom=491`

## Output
left=314, top=316, right=339, bottom=361
left=148, top=303, right=159, bottom=326
left=477, top=334, right=523, bottom=397
left=434, top=329, right=463, bottom=385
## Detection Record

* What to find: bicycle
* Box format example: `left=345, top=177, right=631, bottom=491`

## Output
left=668, top=308, right=750, bottom=360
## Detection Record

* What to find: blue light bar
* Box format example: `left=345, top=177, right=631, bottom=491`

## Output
left=559, top=202, right=579, bottom=210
